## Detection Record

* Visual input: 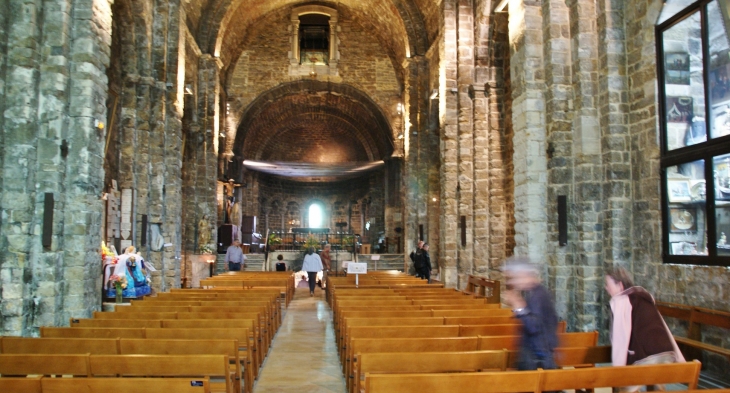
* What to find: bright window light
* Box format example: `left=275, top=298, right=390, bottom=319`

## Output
left=309, top=204, right=323, bottom=228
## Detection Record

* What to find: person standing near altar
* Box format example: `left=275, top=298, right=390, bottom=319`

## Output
left=225, top=240, right=246, bottom=271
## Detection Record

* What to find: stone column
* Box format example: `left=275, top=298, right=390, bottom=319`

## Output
left=542, top=0, right=574, bottom=323
left=456, top=0, right=475, bottom=288
left=402, top=56, right=430, bottom=268
left=566, top=0, right=604, bottom=331
left=1, top=0, right=44, bottom=335
left=439, top=0, right=460, bottom=287
left=508, top=0, right=548, bottom=263
left=195, top=54, right=223, bottom=258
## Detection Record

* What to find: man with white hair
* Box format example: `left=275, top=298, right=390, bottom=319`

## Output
left=502, top=256, right=559, bottom=370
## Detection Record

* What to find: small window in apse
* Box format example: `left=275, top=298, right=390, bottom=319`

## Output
left=309, top=204, right=323, bottom=228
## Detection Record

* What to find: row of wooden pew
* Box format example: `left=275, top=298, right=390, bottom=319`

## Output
left=326, top=274, right=718, bottom=393
left=200, top=270, right=295, bottom=305
left=0, top=272, right=296, bottom=393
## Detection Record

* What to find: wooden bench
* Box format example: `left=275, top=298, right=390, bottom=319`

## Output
left=118, top=338, right=250, bottom=393
left=0, top=354, right=230, bottom=393
left=0, top=354, right=89, bottom=377
left=40, top=376, right=211, bottom=393
left=657, top=301, right=730, bottom=361
left=0, top=376, right=42, bottom=393
left=88, top=354, right=230, bottom=393
left=1, top=337, right=118, bottom=354
left=347, top=333, right=599, bottom=393
left=353, top=350, right=508, bottom=393
left=363, top=360, right=702, bottom=393
left=463, top=275, right=501, bottom=303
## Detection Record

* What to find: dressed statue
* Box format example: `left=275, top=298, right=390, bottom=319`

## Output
left=107, top=246, right=152, bottom=298
left=198, top=215, right=211, bottom=249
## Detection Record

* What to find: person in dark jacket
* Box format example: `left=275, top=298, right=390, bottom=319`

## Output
left=417, top=243, right=432, bottom=283
left=605, top=267, right=684, bottom=392
left=410, top=240, right=424, bottom=277
left=502, top=256, right=559, bottom=370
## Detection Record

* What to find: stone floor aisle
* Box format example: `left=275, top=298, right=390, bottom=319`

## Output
left=253, top=288, right=346, bottom=393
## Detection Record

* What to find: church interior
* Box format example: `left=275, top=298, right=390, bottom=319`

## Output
left=0, top=0, right=729, bottom=390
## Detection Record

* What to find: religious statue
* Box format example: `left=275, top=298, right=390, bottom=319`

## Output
left=107, top=246, right=152, bottom=299
left=718, top=232, right=727, bottom=247
left=224, top=179, right=236, bottom=224
left=198, top=215, right=211, bottom=250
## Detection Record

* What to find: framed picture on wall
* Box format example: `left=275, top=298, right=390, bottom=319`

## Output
left=669, top=207, right=697, bottom=232
left=665, top=52, right=690, bottom=85
left=666, top=96, right=693, bottom=123
left=668, top=179, right=692, bottom=203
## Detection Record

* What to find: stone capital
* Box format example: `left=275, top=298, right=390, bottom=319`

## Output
left=200, top=54, right=224, bottom=70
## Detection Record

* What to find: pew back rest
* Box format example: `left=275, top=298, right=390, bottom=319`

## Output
left=71, top=318, right=162, bottom=328
left=0, top=354, right=89, bottom=376
left=540, top=360, right=702, bottom=391
left=92, top=311, right=177, bottom=319
left=40, top=376, right=211, bottom=393
left=40, top=327, right=145, bottom=339
left=359, top=350, right=508, bottom=374
left=88, top=354, right=228, bottom=377
left=365, top=370, right=540, bottom=393
left=0, top=337, right=118, bottom=354
left=0, top=376, right=42, bottom=393
left=119, top=338, right=238, bottom=358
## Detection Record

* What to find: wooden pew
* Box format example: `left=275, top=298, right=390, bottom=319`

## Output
left=348, top=333, right=600, bottom=393
left=0, top=354, right=89, bottom=377
left=118, top=338, right=250, bottom=393
left=363, top=360, right=702, bottom=393
left=0, top=337, right=118, bottom=354
left=657, top=301, right=730, bottom=361
left=88, top=354, right=231, bottom=393
left=539, top=360, right=702, bottom=391
left=365, top=370, right=541, bottom=393
left=40, top=376, right=211, bottom=393
left=353, top=350, right=508, bottom=393
left=0, top=376, right=42, bottom=393
left=40, top=327, right=145, bottom=339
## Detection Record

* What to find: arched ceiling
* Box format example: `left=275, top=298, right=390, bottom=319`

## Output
left=196, top=0, right=434, bottom=71
left=235, top=80, right=394, bottom=177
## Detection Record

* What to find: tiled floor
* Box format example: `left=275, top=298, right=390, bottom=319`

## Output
left=253, top=287, right=346, bottom=393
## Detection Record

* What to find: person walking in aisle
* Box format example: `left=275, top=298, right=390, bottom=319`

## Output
left=302, top=247, right=323, bottom=297
left=502, top=256, right=559, bottom=370
left=605, top=266, right=685, bottom=392
left=320, top=244, right=332, bottom=288
left=225, top=240, right=246, bottom=271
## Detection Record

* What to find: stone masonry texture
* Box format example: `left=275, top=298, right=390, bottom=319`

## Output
left=0, top=1, right=727, bottom=377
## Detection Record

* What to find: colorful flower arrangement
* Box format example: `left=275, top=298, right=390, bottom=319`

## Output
left=108, top=274, right=128, bottom=289
left=101, top=242, right=118, bottom=265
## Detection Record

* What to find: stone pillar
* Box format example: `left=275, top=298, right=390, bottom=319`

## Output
left=566, top=0, right=604, bottom=331
left=195, top=54, right=222, bottom=257
left=456, top=0, right=475, bottom=288
left=508, top=0, right=548, bottom=263
left=596, top=0, right=631, bottom=270
left=402, top=56, right=430, bottom=268
left=439, top=0, right=459, bottom=287
left=0, top=0, right=113, bottom=335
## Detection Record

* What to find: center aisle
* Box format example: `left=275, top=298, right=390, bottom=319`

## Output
left=253, top=288, right=346, bottom=393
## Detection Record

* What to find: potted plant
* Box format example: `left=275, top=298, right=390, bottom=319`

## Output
left=302, top=234, right=319, bottom=251
left=267, top=233, right=282, bottom=251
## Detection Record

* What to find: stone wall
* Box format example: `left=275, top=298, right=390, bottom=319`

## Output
left=0, top=0, right=114, bottom=335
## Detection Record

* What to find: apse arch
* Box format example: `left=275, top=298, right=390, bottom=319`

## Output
left=198, top=0, right=429, bottom=68
left=232, top=80, right=396, bottom=162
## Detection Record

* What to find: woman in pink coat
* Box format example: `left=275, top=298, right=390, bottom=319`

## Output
left=605, top=267, right=685, bottom=392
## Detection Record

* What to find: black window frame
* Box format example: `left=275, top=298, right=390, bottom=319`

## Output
left=657, top=0, right=730, bottom=267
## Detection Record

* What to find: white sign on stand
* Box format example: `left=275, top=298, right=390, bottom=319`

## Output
left=348, top=262, right=367, bottom=286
